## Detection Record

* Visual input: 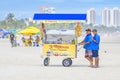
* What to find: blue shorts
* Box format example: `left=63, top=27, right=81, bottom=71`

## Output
left=92, top=50, right=99, bottom=57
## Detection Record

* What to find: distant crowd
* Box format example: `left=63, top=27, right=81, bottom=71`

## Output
left=9, top=33, right=41, bottom=47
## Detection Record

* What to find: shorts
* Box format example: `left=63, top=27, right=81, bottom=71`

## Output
left=92, top=50, right=99, bottom=57
left=85, top=50, right=92, bottom=57
left=10, top=39, right=14, bottom=43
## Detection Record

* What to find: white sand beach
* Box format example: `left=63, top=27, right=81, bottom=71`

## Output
left=0, top=36, right=120, bottom=80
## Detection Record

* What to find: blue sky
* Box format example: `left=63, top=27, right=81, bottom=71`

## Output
left=0, top=0, right=120, bottom=23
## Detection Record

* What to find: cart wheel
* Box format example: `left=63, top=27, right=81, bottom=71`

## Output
left=67, top=58, right=72, bottom=65
left=44, top=57, right=50, bottom=66
left=62, top=58, right=72, bottom=67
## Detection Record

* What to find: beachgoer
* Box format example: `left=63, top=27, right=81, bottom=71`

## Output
left=10, top=32, right=15, bottom=47
left=28, top=35, right=33, bottom=46
left=33, top=35, right=36, bottom=47
left=80, top=29, right=93, bottom=67
left=21, top=36, right=25, bottom=46
left=35, top=35, right=40, bottom=47
left=92, top=29, right=100, bottom=68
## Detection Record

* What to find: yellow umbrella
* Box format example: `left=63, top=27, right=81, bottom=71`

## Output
left=18, top=26, right=40, bottom=35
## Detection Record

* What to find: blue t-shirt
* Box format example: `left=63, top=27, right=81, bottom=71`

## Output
left=83, top=33, right=93, bottom=50
left=92, top=34, right=100, bottom=50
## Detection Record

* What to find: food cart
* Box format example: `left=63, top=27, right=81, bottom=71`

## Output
left=33, top=14, right=87, bottom=67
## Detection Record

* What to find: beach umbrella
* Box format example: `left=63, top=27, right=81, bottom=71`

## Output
left=0, top=29, right=10, bottom=35
left=18, top=26, right=40, bottom=35
left=8, top=30, right=17, bottom=34
left=0, top=29, right=10, bottom=38
left=3, top=30, right=10, bottom=35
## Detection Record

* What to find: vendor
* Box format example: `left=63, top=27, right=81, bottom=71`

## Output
left=57, top=38, right=63, bottom=44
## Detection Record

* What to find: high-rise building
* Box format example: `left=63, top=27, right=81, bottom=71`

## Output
left=102, top=8, right=111, bottom=27
left=101, top=7, right=120, bottom=27
left=87, top=8, right=96, bottom=24
left=111, top=7, right=120, bottom=27
left=40, top=6, right=56, bottom=13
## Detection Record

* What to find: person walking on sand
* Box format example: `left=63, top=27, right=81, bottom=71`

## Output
left=80, top=29, right=93, bottom=67
left=10, top=32, right=15, bottom=47
left=92, top=29, right=100, bottom=68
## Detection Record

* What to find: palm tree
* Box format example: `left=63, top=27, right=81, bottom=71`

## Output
left=6, top=13, right=15, bottom=23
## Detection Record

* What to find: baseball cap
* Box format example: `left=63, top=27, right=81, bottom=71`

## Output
left=85, top=28, right=91, bottom=32
left=92, top=29, right=97, bottom=32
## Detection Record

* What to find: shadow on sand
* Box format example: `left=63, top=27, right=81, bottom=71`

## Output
left=42, top=64, right=89, bottom=67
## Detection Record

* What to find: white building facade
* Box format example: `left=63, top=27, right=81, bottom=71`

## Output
left=102, top=8, right=111, bottom=27
left=111, top=7, right=120, bottom=27
left=40, top=6, right=56, bottom=13
left=102, top=7, right=120, bottom=27
left=87, top=8, right=96, bottom=24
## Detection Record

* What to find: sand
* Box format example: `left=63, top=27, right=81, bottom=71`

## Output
left=0, top=36, right=120, bottom=80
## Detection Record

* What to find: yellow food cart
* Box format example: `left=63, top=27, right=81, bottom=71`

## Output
left=41, top=21, right=82, bottom=67
left=33, top=14, right=86, bottom=67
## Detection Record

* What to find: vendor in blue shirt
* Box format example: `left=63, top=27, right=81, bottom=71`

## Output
left=80, top=28, right=93, bottom=67
left=92, top=29, right=100, bottom=68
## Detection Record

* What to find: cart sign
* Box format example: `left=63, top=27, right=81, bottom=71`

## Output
left=33, top=14, right=87, bottom=20
left=43, top=44, right=76, bottom=58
